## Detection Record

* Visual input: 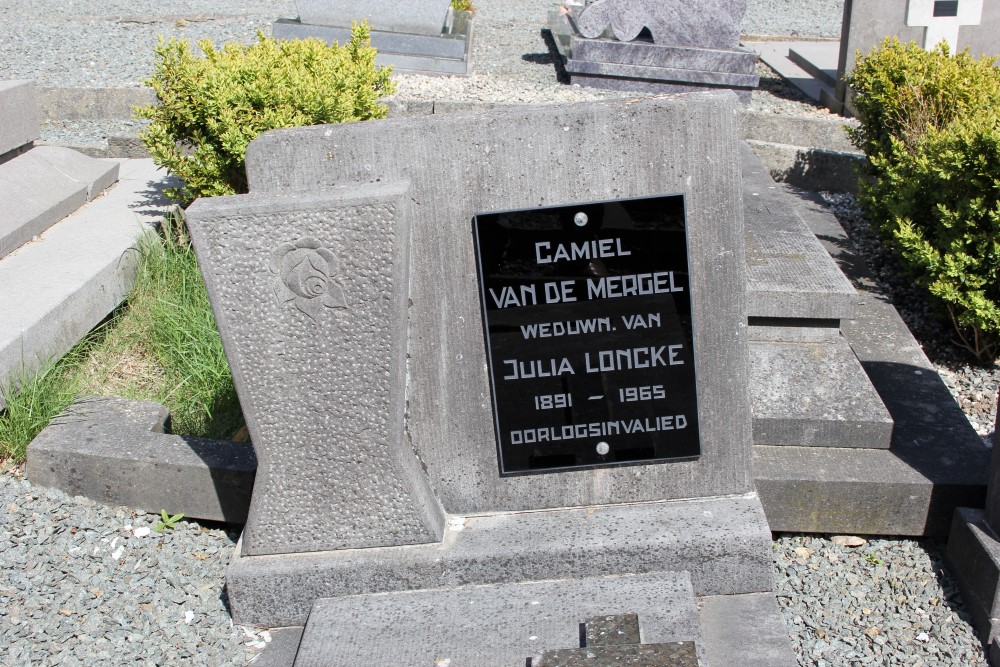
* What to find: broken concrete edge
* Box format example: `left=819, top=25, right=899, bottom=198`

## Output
left=25, top=396, right=256, bottom=524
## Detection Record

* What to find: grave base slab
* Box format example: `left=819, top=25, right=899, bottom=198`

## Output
left=548, top=12, right=758, bottom=100
left=294, top=573, right=702, bottom=666
left=226, top=494, right=772, bottom=628
left=252, top=588, right=796, bottom=667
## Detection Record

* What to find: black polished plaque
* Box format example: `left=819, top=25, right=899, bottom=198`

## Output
left=473, top=195, right=700, bottom=476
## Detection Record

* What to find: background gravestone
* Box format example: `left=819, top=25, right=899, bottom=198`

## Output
left=273, top=0, right=473, bottom=76
left=547, top=0, right=759, bottom=99
left=754, top=0, right=1000, bottom=114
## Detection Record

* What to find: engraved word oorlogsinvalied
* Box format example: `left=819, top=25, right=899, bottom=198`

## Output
left=270, top=237, right=347, bottom=321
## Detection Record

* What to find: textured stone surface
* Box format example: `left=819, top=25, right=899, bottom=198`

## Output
left=294, top=0, right=451, bottom=35
left=946, top=507, right=1000, bottom=643
left=0, top=146, right=119, bottom=259
left=273, top=17, right=467, bottom=58
left=745, top=139, right=863, bottom=194
left=568, top=38, right=756, bottom=73
left=225, top=494, right=772, bottom=627
left=754, top=187, right=989, bottom=537
left=292, top=573, right=701, bottom=667
left=739, top=109, right=857, bottom=154
left=987, top=400, right=1000, bottom=532
left=698, top=593, right=798, bottom=667
left=549, top=11, right=758, bottom=97
left=749, top=327, right=893, bottom=448
left=742, top=143, right=857, bottom=319
left=244, top=93, right=753, bottom=514
left=565, top=58, right=760, bottom=88
left=186, top=182, right=445, bottom=557
left=585, top=614, right=641, bottom=647
left=273, top=11, right=473, bottom=75
left=26, top=397, right=256, bottom=523
left=0, top=80, right=39, bottom=156
left=538, top=641, right=699, bottom=666
left=575, top=0, right=748, bottom=49
left=0, top=159, right=166, bottom=412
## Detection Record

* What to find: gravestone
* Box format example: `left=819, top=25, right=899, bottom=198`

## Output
left=186, top=93, right=795, bottom=664
left=547, top=0, right=759, bottom=99
left=946, top=396, right=1000, bottom=651
left=754, top=0, right=1000, bottom=114
left=273, top=0, right=473, bottom=76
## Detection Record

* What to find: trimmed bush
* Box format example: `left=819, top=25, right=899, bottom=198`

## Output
left=846, top=38, right=1000, bottom=361
left=135, top=23, right=395, bottom=203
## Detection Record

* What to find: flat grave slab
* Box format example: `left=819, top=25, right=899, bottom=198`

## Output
left=742, top=143, right=857, bottom=321
left=293, top=573, right=700, bottom=667
left=749, top=326, right=893, bottom=448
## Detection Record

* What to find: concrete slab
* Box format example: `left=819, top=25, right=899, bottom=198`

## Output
left=225, top=493, right=772, bottom=627
left=293, top=573, right=701, bottom=667
left=250, top=628, right=304, bottom=667
left=945, top=507, right=1000, bottom=644
left=745, top=40, right=841, bottom=112
left=0, top=146, right=119, bottom=259
left=749, top=327, right=893, bottom=448
left=753, top=187, right=990, bottom=537
left=0, top=159, right=173, bottom=411
left=787, top=42, right=839, bottom=89
left=742, top=143, right=858, bottom=320
left=294, top=0, right=452, bottom=36
left=26, top=397, right=256, bottom=523
left=699, top=593, right=798, bottom=667
left=0, top=80, right=39, bottom=156
left=273, top=12, right=474, bottom=76
left=745, top=139, right=863, bottom=194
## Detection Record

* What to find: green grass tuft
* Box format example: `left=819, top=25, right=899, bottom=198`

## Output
left=0, top=212, right=243, bottom=465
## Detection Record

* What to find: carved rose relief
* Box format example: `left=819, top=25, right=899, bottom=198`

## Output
left=270, top=237, right=347, bottom=321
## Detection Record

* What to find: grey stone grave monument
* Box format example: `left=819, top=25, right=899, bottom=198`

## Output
left=186, top=92, right=796, bottom=664
left=753, top=0, right=1000, bottom=114
left=947, top=396, right=1000, bottom=660
left=547, top=0, right=759, bottom=99
left=273, top=0, right=474, bottom=75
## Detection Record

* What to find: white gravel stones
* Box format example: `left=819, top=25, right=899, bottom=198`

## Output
left=0, top=473, right=251, bottom=665
left=773, top=535, right=988, bottom=666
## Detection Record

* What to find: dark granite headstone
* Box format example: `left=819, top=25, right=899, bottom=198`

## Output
left=548, top=0, right=758, bottom=99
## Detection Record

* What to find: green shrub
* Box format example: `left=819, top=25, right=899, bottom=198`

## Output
left=134, top=23, right=395, bottom=204
left=846, top=38, right=1000, bottom=361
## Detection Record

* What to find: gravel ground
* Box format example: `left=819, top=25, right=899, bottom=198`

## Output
left=3, top=1, right=998, bottom=665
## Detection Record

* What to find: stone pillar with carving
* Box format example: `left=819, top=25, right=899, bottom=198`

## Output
left=548, top=0, right=759, bottom=100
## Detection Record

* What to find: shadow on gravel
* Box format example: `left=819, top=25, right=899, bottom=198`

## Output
left=539, top=28, right=571, bottom=85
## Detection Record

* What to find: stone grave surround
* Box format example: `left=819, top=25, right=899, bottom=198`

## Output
left=947, top=397, right=1000, bottom=657
left=187, top=92, right=796, bottom=663
left=547, top=0, right=759, bottom=99
left=273, top=0, right=473, bottom=76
